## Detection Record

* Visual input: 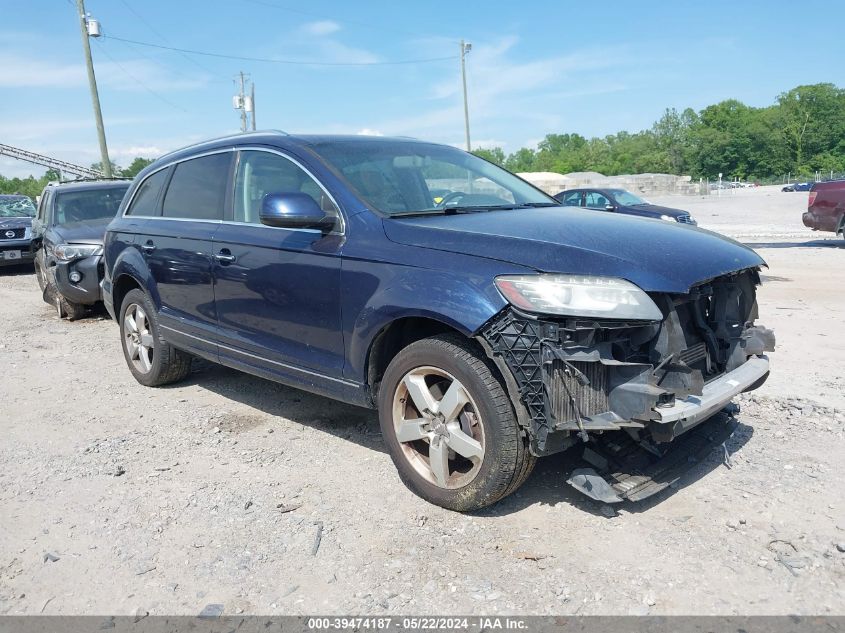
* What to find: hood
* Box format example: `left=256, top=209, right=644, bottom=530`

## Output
left=0, top=217, right=32, bottom=230
left=52, top=218, right=109, bottom=244
left=383, top=207, right=764, bottom=294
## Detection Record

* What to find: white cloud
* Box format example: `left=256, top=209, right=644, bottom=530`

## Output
left=302, top=20, right=341, bottom=36
left=352, top=36, right=638, bottom=144
left=0, top=53, right=208, bottom=92
left=356, top=128, right=383, bottom=136
left=112, top=145, right=164, bottom=160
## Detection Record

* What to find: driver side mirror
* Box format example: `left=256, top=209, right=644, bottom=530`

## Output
left=605, top=204, right=616, bottom=211
left=260, top=192, right=335, bottom=231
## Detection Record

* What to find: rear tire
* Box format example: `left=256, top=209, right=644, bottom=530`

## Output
left=119, top=288, right=192, bottom=387
left=378, top=333, right=534, bottom=512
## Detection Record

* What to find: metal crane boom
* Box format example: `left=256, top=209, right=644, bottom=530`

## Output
left=0, top=143, right=103, bottom=179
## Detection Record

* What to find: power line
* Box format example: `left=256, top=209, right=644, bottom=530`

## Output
left=117, top=0, right=219, bottom=76
left=101, top=34, right=457, bottom=67
left=92, top=38, right=188, bottom=112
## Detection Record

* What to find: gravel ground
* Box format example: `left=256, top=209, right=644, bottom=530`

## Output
left=0, top=185, right=843, bottom=615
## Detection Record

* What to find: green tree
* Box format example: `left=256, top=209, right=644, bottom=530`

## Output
left=504, top=148, right=537, bottom=172
left=90, top=160, right=122, bottom=176
left=121, top=157, right=155, bottom=178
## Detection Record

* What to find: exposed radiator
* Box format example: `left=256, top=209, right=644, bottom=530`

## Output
left=549, top=360, right=610, bottom=423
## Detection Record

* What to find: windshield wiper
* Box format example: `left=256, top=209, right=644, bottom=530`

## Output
left=520, top=202, right=559, bottom=208
left=389, top=209, right=448, bottom=218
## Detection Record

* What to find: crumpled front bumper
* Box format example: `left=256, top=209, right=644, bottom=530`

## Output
left=51, top=255, right=104, bottom=305
left=647, top=355, right=768, bottom=437
left=566, top=409, right=741, bottom=504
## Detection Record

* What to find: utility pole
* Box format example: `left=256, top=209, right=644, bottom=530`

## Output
left=238, top=71, right=248, bottom=133
left=233, top=71, right=255, bottom=133
left=75, top=0, right=112, bottom=177
left=460, top=40, right=472, bottom=152
left=250, top=82, right=256, bottom=131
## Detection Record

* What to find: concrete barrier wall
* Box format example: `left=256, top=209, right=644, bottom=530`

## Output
left=518, top=171, right=701, bottom=197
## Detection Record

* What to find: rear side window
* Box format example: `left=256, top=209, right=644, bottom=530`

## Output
left=162, top=153, right=231, bottom=220
left=125, top=169, right=169, bottom=217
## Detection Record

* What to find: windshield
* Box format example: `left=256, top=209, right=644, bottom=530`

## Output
left=0, top=196, right=36, bottom=218
left=611, top=190, right=649, bottom=206
left=312, top=140, right=556, bottom=216
left=54, top=186, right=130, bottom=224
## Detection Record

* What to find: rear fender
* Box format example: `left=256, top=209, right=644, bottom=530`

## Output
left=110, top=247, right=161, bottom=311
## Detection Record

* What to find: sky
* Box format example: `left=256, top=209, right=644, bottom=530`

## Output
left=2, top=0, right=844, bottom=178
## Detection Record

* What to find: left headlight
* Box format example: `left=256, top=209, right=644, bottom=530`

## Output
left=494, top=274, right=663, bottom=321
left=53, top=243, right=102, bottom=262
left=660, top=214, right=676, bottom=222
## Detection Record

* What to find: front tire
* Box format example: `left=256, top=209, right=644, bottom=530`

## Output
left=119, top=289, right=192, bottom=387
left=378, top=334, right=534, bottom=511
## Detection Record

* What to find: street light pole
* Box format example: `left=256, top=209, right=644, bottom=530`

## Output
left=460, top=40, right=472, bottom=152
left=75, top=0, right=112, bottom=177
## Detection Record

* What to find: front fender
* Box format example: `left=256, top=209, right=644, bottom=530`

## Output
left=345, top=267, right=509, bottom=382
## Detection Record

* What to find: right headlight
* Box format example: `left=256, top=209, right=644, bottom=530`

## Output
left=494, top=274, right=663, bottom=321
left=53, top=243, right=103, bottom=262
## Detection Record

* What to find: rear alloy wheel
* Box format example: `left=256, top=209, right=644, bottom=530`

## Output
left=119, top=288, right=192, bottom=387
left=378, top=334, right=534, bottom=511
left=123, top=303, right=155, bottom=374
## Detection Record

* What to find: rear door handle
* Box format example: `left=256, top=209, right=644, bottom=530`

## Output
left=214, top=249, right=236, bottom=264
left=140, top=241, right=155, bottom=253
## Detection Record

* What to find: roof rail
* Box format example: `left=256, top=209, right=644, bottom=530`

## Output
left=156, top=130, right=289, bottom=162
left=49, top=176, right=132, bottom=185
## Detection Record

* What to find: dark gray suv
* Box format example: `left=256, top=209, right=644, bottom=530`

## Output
left=33, top=180, right=130, bottom=319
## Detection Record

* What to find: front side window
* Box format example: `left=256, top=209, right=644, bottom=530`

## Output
left=233, top=150, right=339, bottom=224
left=126, top=169, right=169, bottom=217
left=36, top=191, right=51, bottom=223
left=560, top=191, right=582, bottom=207
left=162, top=153, right=231, bottom=220
left=585, top=192, right=610, bottom=209
left=312, top=140, right=556, bottom=216
left=54, top=186, right=130, bottom=224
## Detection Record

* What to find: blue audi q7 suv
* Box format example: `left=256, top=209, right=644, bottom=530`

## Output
left=103, top=132, right=775, bottom=511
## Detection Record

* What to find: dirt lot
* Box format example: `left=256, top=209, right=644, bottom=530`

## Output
left=0, top=185, right=843, bottom=616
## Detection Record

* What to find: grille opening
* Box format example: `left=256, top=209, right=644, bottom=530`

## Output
left=549, top=360, right=610, bottom=424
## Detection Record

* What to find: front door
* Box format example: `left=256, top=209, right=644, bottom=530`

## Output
left=212, top=149, right=346, bottom=379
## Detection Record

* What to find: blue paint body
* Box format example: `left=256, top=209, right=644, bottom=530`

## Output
left=103, top=133, right=764, bottom=409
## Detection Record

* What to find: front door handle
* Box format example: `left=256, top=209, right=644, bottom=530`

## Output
left=140, top=241, right=155, bottom=253
left=214, top=250, right=236, bottom=264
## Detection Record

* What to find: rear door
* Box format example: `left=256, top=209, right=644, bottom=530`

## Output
left=212, top=148, right=346, bottom=378
left=132, top=151, right=232, bottom=352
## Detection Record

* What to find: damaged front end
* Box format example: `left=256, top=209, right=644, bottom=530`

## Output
left=481, top=268, right=775, bottom=503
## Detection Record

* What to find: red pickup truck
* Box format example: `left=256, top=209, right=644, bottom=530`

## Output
left=803, top=180, right=845, bottom=239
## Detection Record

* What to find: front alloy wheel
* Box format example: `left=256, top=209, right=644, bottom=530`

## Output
left=392, top=366, right=485, bottom=489
left=378, top=334, right=535, bottom=511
